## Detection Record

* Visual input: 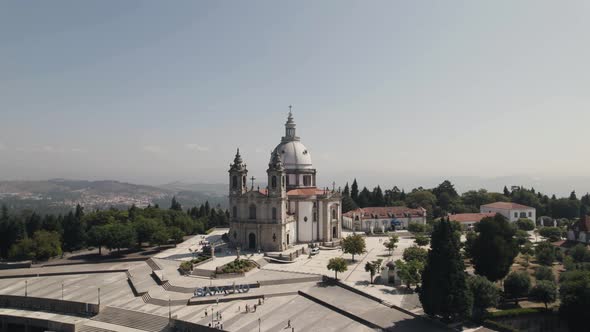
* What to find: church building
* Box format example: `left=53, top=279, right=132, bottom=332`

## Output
left=228, top=111, right=342, bottom=252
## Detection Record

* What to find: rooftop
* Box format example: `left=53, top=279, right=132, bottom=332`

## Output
left=343, top=206, right=426, bottom=220
left=448, top=212, right=496, bottom=223
left=480, top=202, right=534, bottom=210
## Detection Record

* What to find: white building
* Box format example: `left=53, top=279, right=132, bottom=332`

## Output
left=342, top=207, right=427, bottom=233
left=567, top=216, right=590, bottom=244
left=479, top=202, right=536, bottom=223
left=228, top=111, right=342, bottom=252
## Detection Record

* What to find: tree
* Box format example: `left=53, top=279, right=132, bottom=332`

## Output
left=133, top=217, right=158, bottom=247
left=364, top=259, right=382, bottom=284
left=559, top=270, right=590, bottom=330
left=568, top=244, right=590, bottom=263
left=408, top=222, right=426, bottom=234
left=87, top=226, right=108, bottom=255
left=151, top=226, right=169, bottom=248
left=351, top=179, right=359, bottom=202
left=535, top=242, right=556, bottom=266
left=414, top=234, right=430, bottom=246
left=357, top=187, right=371, bottom=208
left=341, top=195, right=358, bottom=214
left=569, top=190, right=578, bottom=200
left=403, top=246, right=428, bottom=265
left=8, top=238, right=36, bottom=261
left=342, top=234, right=366, bottom=262
left=471, top=214, right=518, bottom=281
left=33, top=230, right=62, bottom=261
left=503, top=186, right=511, bottom=197
left=515, top=230, right=530, bottom=246
left=396, top=259, right=423, bottom=290
left=550, top=198, right=580, bottom=219
left=327, top=257, right=347, bottom=280
left=504, top=271, right=531, bottom=305
left=535, top=266, right=555, bottom=282
left=104, top=223, right=136, bottom=254
left=529, top=281, right=557, bottom=309
left=516, top=218, right=535, bottom=231
left=384, top=234, right=398, bottom=255
left=406, top=190, right=437, bottom=219
left=539, top=227, right=562, bottom=242
left=169, top=227, right=184, bottom=247
left=62, top=211, right=86, bottom=252
left=463, top=231, right=476, bottom=259
left=342, top=183, right=350, bottom=197
left=419, top=219, right=470, bottom=321
left=467, top=275, right=500, bottom=321
left=170, top=196, right=183, bottom=211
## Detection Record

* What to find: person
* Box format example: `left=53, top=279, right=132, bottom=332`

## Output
left=288, top=319, right=291, bottom=327
left=205, top=309, right=208, bottom=317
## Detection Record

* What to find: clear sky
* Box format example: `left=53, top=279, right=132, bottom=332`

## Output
left=1, top=1, right=589, bottom=193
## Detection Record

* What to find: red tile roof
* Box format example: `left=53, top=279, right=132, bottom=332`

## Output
left=448, top=213, right=496, bottom=223
left=343, top=206, right=426, bottom=220
left=287, top=188, right=329, bottom=196
left=481, top=202, right=533, bottom=210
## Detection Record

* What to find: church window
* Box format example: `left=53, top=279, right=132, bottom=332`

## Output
left=272, top=207, right=277, bottom=221
left=282, top=176, right=285, bottom=187
left=332, top=209, right=337, bottom=220
left=313, top=212, right=317, bottom=222
left=273, top=233, right=276, bottom=242
left=243, top=176, right=247, bottom=187
left=355, top=215, right=359, bottom=221
left=303, top=175, right=311, bottom=186
left=304, top=216, right=308, bottom=222
left=271, top=176, right=277, bottom=189
left=233, top=206, right=238, bottom=218
left=232, top=176, right=238, bottom=189
left=249, top=205, right=257, bottom=220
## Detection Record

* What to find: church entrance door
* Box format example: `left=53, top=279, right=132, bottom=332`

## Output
left=248, top=233, right=256, bottom=250
left=332, top=226, right=337, bottom=238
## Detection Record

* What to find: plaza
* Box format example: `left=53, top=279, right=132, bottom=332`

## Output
left=0, top=229, right=443, bottom=331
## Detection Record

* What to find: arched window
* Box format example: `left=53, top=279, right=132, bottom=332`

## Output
left=355, top=215, right=359, bottom=221
left=232, top=206, right=238, bottom=218
left=249, top=205, right=257, bottom=220
left=272, top=207, right=277, bottom=220
left=271, top=176, right=277, bottom=189
left=332, top=209, right=337, bottom=220
left=282, top=176, right=285, bottom=187
left=232, top=176, right=238, bottom=189
left=243, top=176, right=247, bottom=187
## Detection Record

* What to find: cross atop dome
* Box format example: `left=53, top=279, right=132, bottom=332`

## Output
left=283, top=105, right=299, bottom=142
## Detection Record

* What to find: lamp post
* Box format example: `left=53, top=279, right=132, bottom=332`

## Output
left=168, top=298, right=171, bottom=319
left=25, top=280, right=28, bottom=297
left=98, top=288, right=101, bottom=306
left=258, top=317, right=261, bottom=332
left=61, top=282, right=64, bottom=300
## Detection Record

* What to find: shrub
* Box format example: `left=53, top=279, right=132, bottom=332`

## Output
left=179, top=261, right=192, bottom=273
left=516, top=218, right=535, bottom=231
left=538, top=227, right=561, bottom=242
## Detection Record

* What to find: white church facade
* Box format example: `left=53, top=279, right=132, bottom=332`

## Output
left=228, top=112, right=342, bottom=252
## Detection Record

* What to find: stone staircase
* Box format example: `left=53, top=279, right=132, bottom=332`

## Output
left=146, top=258, right=162, bottom=271
left=91, top=306, right=171, bottom=332
left=78, top=326, right=114, bottom=332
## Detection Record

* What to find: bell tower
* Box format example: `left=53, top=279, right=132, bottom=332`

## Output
left=267, top=150, right=286, bottom=198
left=228, top=148, right=248, bottom=196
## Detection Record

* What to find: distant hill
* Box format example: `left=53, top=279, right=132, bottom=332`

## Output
left=0, top=179, right=228, bottom=214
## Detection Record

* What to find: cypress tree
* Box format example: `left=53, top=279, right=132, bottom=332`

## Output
left=343, top=183, right=350, bottom=197
left=351, top=179, right=359, bottom=202
left=420, top=218, right=470, bottom=322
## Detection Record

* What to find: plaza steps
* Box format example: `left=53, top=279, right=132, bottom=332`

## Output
left=258, top=275, right=322, bottom=286
left=91, top=306, right=171, bottom=332
left=78, top=325, right=114, bottom=332
left=146, top=258, right=162, bottom=271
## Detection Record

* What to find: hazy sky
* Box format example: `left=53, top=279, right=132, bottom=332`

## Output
left=1, top=1, right=589, bottom=193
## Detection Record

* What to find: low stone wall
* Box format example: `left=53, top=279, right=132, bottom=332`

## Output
left=0, top=295, right=99, bottom=316
left=258, top=276, right=322, bottom=286
left=0, top=261, right=32, bottom=270
left=0, top=313, right=78, bottom=332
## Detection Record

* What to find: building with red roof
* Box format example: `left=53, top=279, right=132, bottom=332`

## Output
left=448, top=212, right=496, bottom=230
left=342, top=206, right=426, bottom=233
left=567, top=215, right=590, bottom=244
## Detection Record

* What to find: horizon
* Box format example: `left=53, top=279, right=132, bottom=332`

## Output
left=2, top=1, right=590, bottom=196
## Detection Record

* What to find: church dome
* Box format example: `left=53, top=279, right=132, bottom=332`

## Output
left=273, top=140, right=313, bottom=170
left=272, top=110, right=314, bottom=170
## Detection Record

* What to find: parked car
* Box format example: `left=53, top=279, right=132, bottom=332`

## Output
left=311, top=247, right=320, bottom=255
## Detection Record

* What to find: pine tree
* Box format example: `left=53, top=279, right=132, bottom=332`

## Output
left=371, top=186, right=385, bottom=206
left=170, top=196, right=182, bottom=211
left=503, top=186, right=510, bottom=197
left=570, top=190, right=578, bottom=200
left=343, top=183, right=350, bottom=197
left=420, top=218, right=470, bottom=322
left=400, top=189, right=406, bottom=201
left=351, top=179, right=359, bottom=202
